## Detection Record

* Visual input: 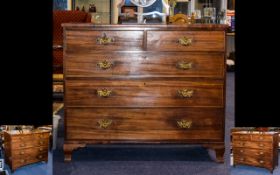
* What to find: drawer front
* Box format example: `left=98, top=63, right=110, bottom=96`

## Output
left=232, top=141, right=272, bottom=149
left=11, top=152, right=48, bottom=170
left=65, top=107, right=224, bottom=141
left=147, top=31, right=225, bottom=52
left=65, top=52, right=225, bottom=78
left=11, top=146, right=48, bottom=157
left=234, top=155, right=272, bottom=169
left=233, top=148, right=272, bottom=158
left=251, top=134, right=273, bottom=142
left=65, top=79, right=224, bottom=107
left=11, top=139, right=49, bottom=149
left=65, top=30, right=144, bottom=52
left=232, top=134, right=251, bottom=141
left=10, top=133, right=50, bottom=142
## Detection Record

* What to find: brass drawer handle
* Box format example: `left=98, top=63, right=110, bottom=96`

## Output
left=38, top=155, right=43, bottom=159
left=19, top=151, right=25, bottom=155
left=259, top=151, right=264, bottom=155
left=97, top=33, right=114, bottom=45
left=97, top=60, right=113, bottom=69
left=20, top=159, right=26, bottom=163
left=98, top=119, right=113, bottom=129
left=177, top=89, right=194, bottom=98
left=177, top=119, right=192, bottom=129
left=240, top=158, right=244, bottom=161
left=20, top=143, right=25, bottom=147
left=176, top=61, right=193, bottom=70
left=259, top=144, right=264, bottom=147
left=259, top=136, right=263, bottom=140
left=39, top=148, right=44, bottom=151
left=259, top=160, right=264, bottom=164
left=97, top=89, right=112, bottom=97
left=178, top=36, right=192, bottom=46
left=240, top=150, right=244, bottom=153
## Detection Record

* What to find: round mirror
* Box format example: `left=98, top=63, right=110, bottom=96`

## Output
left=130, top=0, right=157, bottom=7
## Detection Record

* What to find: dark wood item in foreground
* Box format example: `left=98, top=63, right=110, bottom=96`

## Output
left=62, top=24, right=228, bottom=162
left=232, top=131, right=279, bottom=173
left=3, top=130, right=50, bottom=171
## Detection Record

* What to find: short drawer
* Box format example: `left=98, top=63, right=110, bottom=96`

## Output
left=65, top=30, right=144, bottom=52
left=65, top=107, right=224, bottom=141
left=65, top=79, right=224, bottom=107
left=64, top=52, right=225, bottom=78
left=232, top=134, right=251, bottom=141
left=232, top=141, right=272, bottom=149
left=147, top=31, right=225, bottom=52
left=251, top=134, right=273, bottom=142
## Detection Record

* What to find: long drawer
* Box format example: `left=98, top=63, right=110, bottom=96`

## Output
left=147, top=31, right=225, bottom=52
left=9, top=133, right=50, bottom=142
left=232, top=141, right=273, bottom=150
left=232, top=134, right=274, bottom=142
left=65, top=79, right=224, bottom=107
left=10, top=139, right=49, bottom=149
left=234, top=155, right=272, bottom=169
left=233, top=147, right=272, bottom=157
left=65, top=107, right=224, bottom=141
left=64, top=52, right=225, bottom=78
left=65, top=30, right=144, bottom=52
left=11, top=153, right=48, bottom=170
left=11, top=146, right=48, bottom=157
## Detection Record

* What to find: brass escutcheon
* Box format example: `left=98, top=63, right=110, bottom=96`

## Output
left=97, top=60, right=113, bottom=69
left=98, top=119, right=113, bottom=129
left=178, top=36, right=192, bottom=46
left=177, top=119, right=192, bottom=129
left=96, top=33, right=114, bottom=45
left=177, top=89, right=194, bottom=98
left=177, top=61, right=193, bottom=70
left=97, top=89, right=112, bottom=97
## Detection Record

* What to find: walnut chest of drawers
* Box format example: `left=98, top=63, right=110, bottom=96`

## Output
left=3, top=130, right=50, bottom=171
left=232, top=131, right=279, bottom=173
left=62, top=24, right=228, bottom=162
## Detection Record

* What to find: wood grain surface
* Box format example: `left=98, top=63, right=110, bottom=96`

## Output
left=64, top=52, right=225, bottom=78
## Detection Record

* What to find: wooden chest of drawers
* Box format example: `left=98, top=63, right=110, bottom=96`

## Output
left=3, top=130, right=50, bottom=171
left=63, top=24, right=227, bottom=162
left=232, top=131, right=279, bottom=173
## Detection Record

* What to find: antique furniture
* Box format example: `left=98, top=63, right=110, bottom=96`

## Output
left=53, top=74, right=64, bottom=101
left=3, top=130, right=50, bottom=171
left=232, top=131, right=279, bottom=173
left=169, top=14, right=189, bottom=24
left=53, top=10, right=91, bottom=74
left=62, top=24, right=227, bottom=162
